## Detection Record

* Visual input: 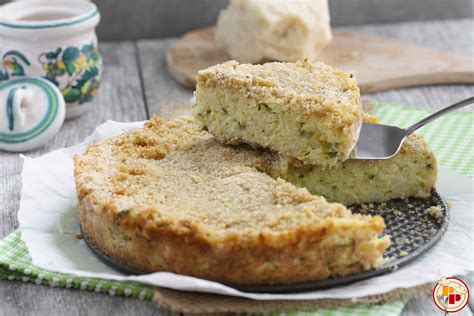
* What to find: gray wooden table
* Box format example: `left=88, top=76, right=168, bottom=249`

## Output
left=1, top=19, right=473, bottom=316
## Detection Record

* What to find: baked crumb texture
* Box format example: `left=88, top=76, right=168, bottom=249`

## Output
left=74, top=116, right=389, bottom=286
left=426, top=206, right=443, bottom=224
left=271, top=132, right=438, bottom=205
left=194, top=60, right=362, bottom=167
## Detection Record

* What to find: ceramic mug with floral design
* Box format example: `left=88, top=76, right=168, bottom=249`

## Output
left=0, top=1, right=102, bottom=119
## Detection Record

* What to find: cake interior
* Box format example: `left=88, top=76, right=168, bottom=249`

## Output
left=271, top=133, right=437, bottom=205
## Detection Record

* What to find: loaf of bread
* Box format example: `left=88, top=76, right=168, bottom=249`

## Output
left=216, top=0, right=332, bottom=63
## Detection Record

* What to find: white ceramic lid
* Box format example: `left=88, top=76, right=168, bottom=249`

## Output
left=0, top=77, right=65, bottom=152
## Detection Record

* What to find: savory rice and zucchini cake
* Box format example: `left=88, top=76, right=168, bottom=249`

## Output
left=74, top=116, right=390, bottom=285
left=74, top=58, right=437, bottom=286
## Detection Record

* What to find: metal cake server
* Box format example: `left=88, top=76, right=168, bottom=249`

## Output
left=352, top=96, right=474, bottom=160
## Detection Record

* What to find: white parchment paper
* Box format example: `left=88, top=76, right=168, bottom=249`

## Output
left=17, top=120, right=474, bottom=300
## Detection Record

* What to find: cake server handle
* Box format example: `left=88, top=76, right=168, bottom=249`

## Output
left=404, top=96, right=474, bottom=135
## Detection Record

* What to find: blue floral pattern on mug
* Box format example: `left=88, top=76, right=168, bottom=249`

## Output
left=1, top=43, right=102, bottom=105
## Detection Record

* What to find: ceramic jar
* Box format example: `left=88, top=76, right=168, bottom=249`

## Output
left=0, top=1, right=102, bottom=119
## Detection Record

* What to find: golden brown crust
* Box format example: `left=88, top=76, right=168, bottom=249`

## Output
left=78, top=198, right=389, bottom=285
left=74, top=116, right=389, bottom=285
left=196, top=59, right=361, bottom=126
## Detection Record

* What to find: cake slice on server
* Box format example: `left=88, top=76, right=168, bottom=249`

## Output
left=268, top=132, right=438, bottom=205
left=257, top=114, right=438, bottom=205
left=193, top=60, right=362, bottom=167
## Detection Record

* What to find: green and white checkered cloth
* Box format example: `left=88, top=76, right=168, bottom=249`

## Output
left=373, top=102, right=473, bottom=178
left=1, top=102, right=472, bottom=315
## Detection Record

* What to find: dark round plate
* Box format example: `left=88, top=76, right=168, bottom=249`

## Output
left=81, top=190, right=449, bottom=293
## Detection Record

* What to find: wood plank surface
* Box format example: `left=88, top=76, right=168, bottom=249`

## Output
left=354, top=19, right=474, bottom=109
left=140, top=19, right=474, bottom=113
left=0, top=42, right=166, bottom=316
left=0, top=42, right=149, bottom=239
left=136, top=39, right=191, bottom=115
left=166, top=27, right=474, bottom=92
left=0, top=19, right=472, bottom=316
left=2, top=0, right=469, bottom=40
left=0, top=280, right=162, bottom=316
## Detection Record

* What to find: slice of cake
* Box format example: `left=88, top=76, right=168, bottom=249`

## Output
left=266, top=115, right=438, bottom=205
left=194, top=60, right=362, bottom=167
left=74, top=116, right=389, bottom=286
left=215, top=0, right=332, bottom=63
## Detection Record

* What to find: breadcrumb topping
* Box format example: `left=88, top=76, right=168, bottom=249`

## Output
left=197, top=59, right=361, bottom=119
left=75, top=116, right=381, bottom=238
